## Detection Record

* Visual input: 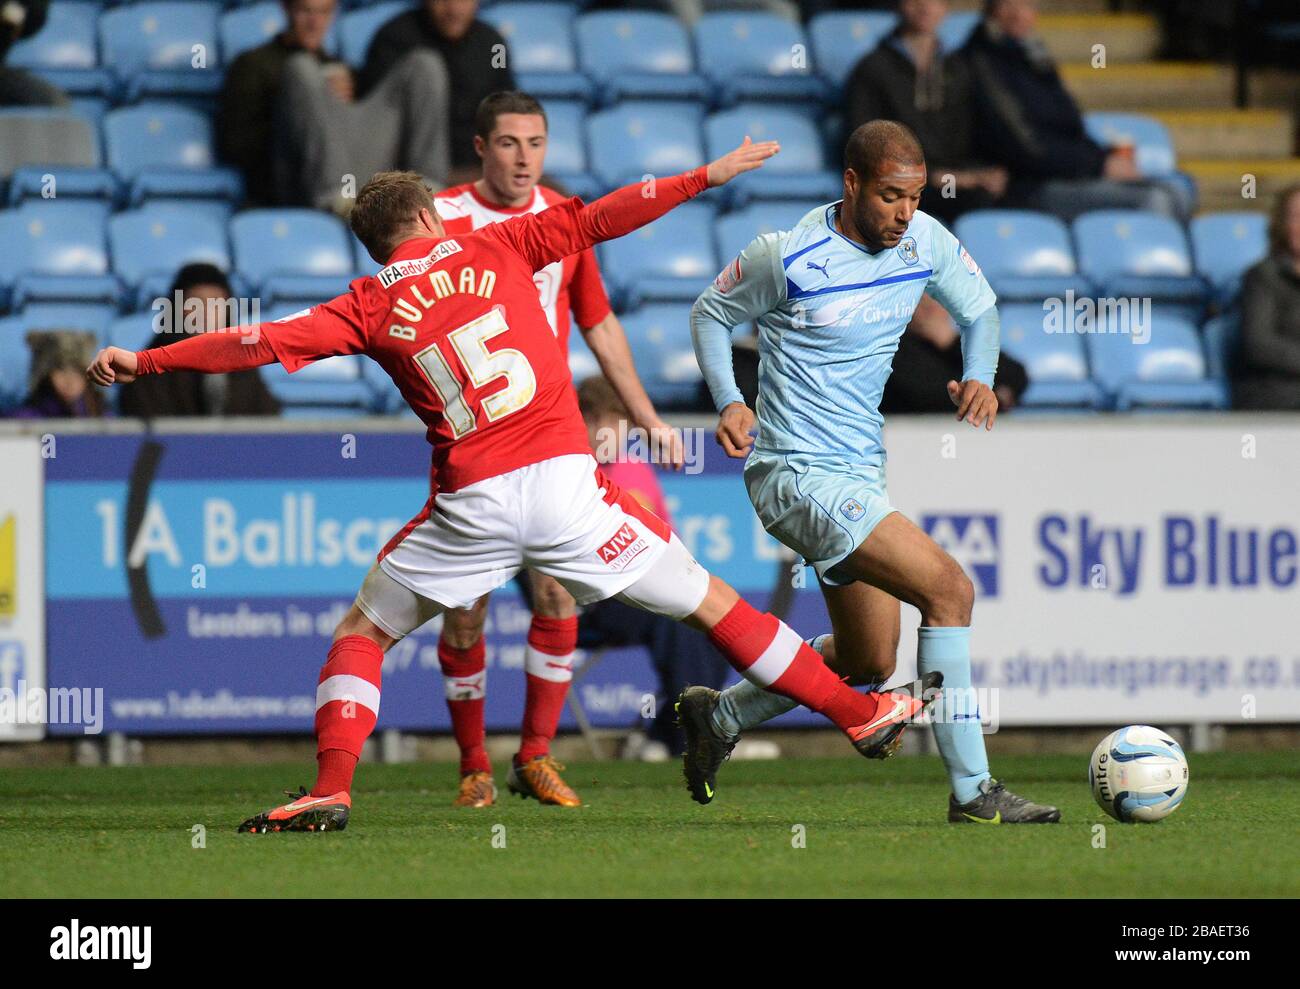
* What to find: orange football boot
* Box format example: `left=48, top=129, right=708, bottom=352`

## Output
left=849, top=672, right=945, bottom=759
left=453, top=771, right=498, bottom=808
left=238, top=787, right=350, bottom=833
left=506, top=755, right=582, bottom=807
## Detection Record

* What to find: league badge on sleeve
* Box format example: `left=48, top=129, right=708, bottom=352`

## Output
left=714, top=256, right=743, bottom=294
left=896, top=237, right=919, bottom=265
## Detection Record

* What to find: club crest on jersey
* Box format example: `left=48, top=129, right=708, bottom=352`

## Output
left=714, top=256, right=742, bottom=294
left=597, top=522, right=648, bottom=571
left=840, top=498, right=867, bottom=522
left=896, top=237, right=919, bottom=266
left=377, top=239, right=463, bottom=288
left=959, top=244, right=980, bottom=275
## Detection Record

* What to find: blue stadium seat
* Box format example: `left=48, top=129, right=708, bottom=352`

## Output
left=1085, top=311, right=1225, bottom=409
left=538, top=100, right=593, bottom=195
left=257, top=302, right=373, bottom=413
left=106, top=312, right=160, bottom=352
left=109, top=203, right=231, bottom=308
left=954, top=210, right=1094, bottom=301
left=0, top=317, right=31, bottom=410
left=7, top=1, right=114, bottom=97
left=997, top=302, right=1103, bottom=408
left=936, top=10, right=981, bottom=51
left=575, top=12, right=708, bottom=105
left=0, top=201, right=118, bottom=307
left=18, top=302, right=116, bottom=344
left=715, top=200, right=820, bottom=262
left=694, top=13, right=822, bottom=104
left=99, top=2, right=223, bottom=99
left=597, top=202, right=716, bottom=309
left=230, top=210, right=355, bottom=304
left=219, top=1, right=289, bottom=63
left=1072, top=210, right=1208, bottom=308
left=585, top=101, right=705, bottom=190
left=618, top=303, right=701, bottom=407
left=481, top=3, right=593, bottom=101
left=1083, top=112, right=1177, bottom=177
left=808, top=11, right=896, bottom=90
left=1190, top=212, right=1268, bottom=305
left=704, top=105, right=840, bottom=205
left=359, top=356, right=411, bottom=416
left=1201, top=310, right=1238, bottom=384
left=0, top=108, right=115, bottom=204
left=567, top=332, right=601, bottom=384
left=338, top=1, right=409, bottom=67
left=104, top=103, right=242, bottom=205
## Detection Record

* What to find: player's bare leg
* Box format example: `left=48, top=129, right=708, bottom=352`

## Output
left=439, top=596, right=496, bottom=807
left=239, top=602, right=402, bottom=833
left=506, top=572, right=582, bottom=807
left=835, top=513, right=1059, bottom=823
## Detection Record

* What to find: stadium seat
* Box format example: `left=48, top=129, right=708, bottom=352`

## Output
left=109, top=203, right=231, bottom=308
left=597, top=202, right=717, bottom=309
left=538, top=99, right=593, bottom=196
left=7, top=1, right=115, bottom=97
left=704, top=105, right=840, bottom=205
left=954, top=210, right=1094, bottom=301
left=230, top=209, right=355, bottom=304
left=936, top=10, right=981, bottom=50
left=575, top=12, right=708, bottom=104
left=18, top=302, right=117, bottom=344
left=0, top=201, right=118, bottom=308
left=481, top=3, right=593, bottom=101
left=338, top=1, right=410, bottom=67
left=1083, top=113, right=1177, bottom=177
left=694, top=13, right=822, bottom=104
left=714, top=200, right=821, bottom=262
left=585, top=101, right=705, bottom=190
left=104, top=103, right=242, bottom=205
left=997, top=302, right=1103, bottom=408
left=258, top=301, right=374, bottom=413
left=618, top=303, right=702, bottom=407
left=219, top=1, right=289, bottom=63
left=1072, top=210, right=1208, bottom=309
left=0, top=316, right=31, bottom=411
left=0, top=109, right=116, bottom=205
left=106, top=312, right=161, bottom=352
left=808, top=11, right=896, bottom=90
left=1085, top=311, right=1225, bottom=409
left=98, top=2, right=223, bottom=99
left=1201, top=309, right=1240, bottom=383
left=1190, top=212, right=1268, bottom=305
left=567, top=332, right=601, bottom=384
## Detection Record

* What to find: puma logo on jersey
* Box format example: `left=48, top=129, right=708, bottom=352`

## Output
left=806, top=257, right=831, bottom=278
left=597, top=522, right=648, bottom=571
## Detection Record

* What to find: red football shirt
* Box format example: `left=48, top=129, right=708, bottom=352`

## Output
left=435, top=182, right=612, bottom=353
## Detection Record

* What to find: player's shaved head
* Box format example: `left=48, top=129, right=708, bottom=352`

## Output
left=844, top=120, right=925, bottom=182
left=351, top=171, right=441, bottom=263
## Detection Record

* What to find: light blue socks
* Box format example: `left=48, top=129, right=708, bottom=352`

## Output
left=918, top=625, right=991, bottom=803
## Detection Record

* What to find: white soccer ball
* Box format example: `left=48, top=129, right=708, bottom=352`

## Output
left=1089, top=725, right=1189, bottom=823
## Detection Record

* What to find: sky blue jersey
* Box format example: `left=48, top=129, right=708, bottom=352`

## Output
left=691, top=203, right=999, bottom=466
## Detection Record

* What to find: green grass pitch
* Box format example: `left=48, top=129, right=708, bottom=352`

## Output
left=2, top=752, right=1296, bottom=898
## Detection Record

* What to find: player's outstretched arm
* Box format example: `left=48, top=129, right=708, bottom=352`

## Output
left=492, top=138, right=779, bottom=271
left=87, top=331, right=278, bottom=387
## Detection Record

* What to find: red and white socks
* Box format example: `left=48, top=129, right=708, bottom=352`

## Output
left=518, top=615, right=577, bottom=764
left=437, top=637, right=490, bottom=775
left=312, top=634, right=384, bottom=796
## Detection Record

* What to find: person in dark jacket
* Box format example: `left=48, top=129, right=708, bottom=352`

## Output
left=1233, top=184, right=1300, bottom=410
left=845, top=0, right=1008, bottom=225
left=219, top=0, right=450, bottom=209
left=118, top=264, right=282, bottom=419
left=359, top=0, right=514, bottom=179
left=0, top=0, right=66, bottom=105
left=962, top=0, right=1186, bottom=219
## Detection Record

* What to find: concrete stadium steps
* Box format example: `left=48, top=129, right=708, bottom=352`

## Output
left=1039, top=14, right=1161, bottom=65
left=1245, top=69, right=1300, bottom=112
left=1061, top=61, right=1236, bottom=111
left=1181, top=158, right=1300, bottom=213
left=1151, top=109, right=1294, bottom=161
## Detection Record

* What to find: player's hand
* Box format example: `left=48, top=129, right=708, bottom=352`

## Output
left=87, top=346, right=138, bottom=386
left=716, top=402, right=756, bottom=458
left=706, top=137, right=780, bottom=188
left=947, top=379, right=997, bottom=430
left=643, top=418, right=686, bottom=471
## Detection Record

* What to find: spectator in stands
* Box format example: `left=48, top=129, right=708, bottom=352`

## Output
left=118, top=264, right=281, bottom=419
left=573, top=375, right=732, bottom=761
left=218, top=0, right=451, bottom=210
left=10, top=330, right=103, bottom=419
left=359, top=0, right=514, bottom=183
left=845, top=0, right=1008, bottom=224
left=880, top=293, right=1028, bottom=413
left=962, top=0, right=1187, bottom=220
left=0, top=0, right=66, bottom=106
left=1233, top=184, right=1300, bottom=410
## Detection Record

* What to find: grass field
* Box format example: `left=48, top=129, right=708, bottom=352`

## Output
left=2, top=752, right=1297, bottom=898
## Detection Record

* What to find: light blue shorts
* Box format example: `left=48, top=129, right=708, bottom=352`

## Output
left=744, top=451, right=895, bottom=587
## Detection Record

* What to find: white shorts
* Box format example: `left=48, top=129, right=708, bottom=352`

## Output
left=356, top=454, right=710, bottom=639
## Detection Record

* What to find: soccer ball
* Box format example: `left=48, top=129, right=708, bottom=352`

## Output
left=1089, top=725, right=1189, bottom=823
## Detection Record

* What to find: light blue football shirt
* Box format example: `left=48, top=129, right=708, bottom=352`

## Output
left=691, top=203, right=998, bottom=466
